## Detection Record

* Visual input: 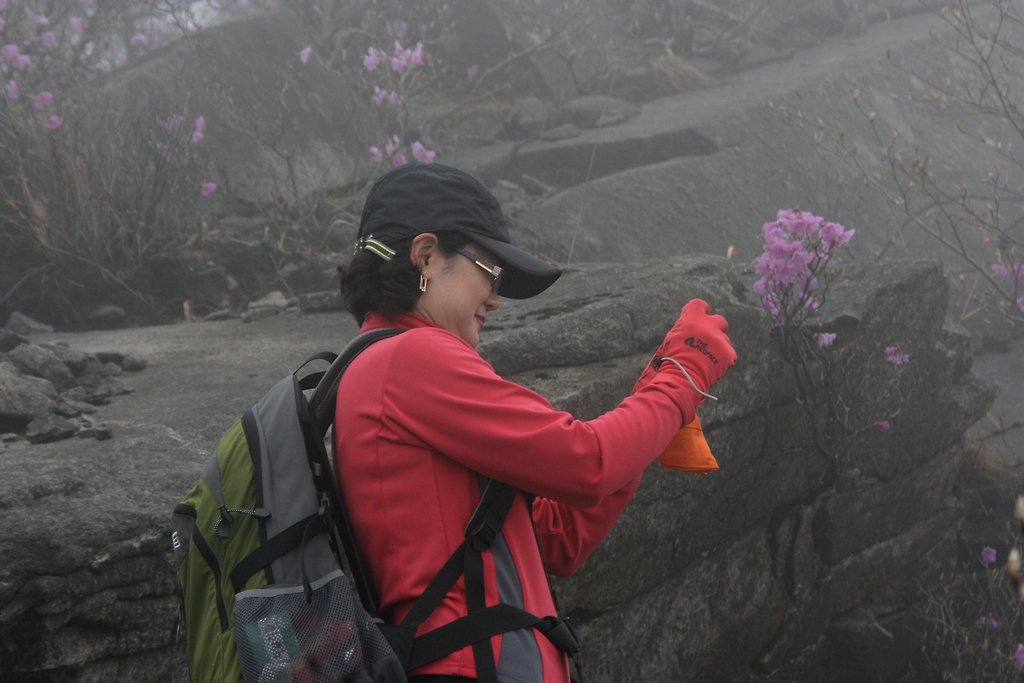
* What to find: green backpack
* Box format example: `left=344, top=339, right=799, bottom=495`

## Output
left=170, top=328, right=406, bottom=683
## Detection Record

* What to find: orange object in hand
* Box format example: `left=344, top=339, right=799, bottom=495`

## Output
left=658, top=414, right=719, bottom=473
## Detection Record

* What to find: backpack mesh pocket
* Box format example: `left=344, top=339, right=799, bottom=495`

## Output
left=234, top=569, right=402, bottom=683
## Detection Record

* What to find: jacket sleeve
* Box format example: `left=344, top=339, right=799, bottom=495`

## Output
left=531, top=477, right=642, bottom=576
left=381, top=329, right=687, bottom=508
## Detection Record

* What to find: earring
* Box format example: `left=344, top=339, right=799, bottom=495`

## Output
left=419, top=273, right=428, bottom=293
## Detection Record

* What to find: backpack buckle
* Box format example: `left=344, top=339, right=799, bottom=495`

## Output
left=465, top=517, right=500, bottom=551
left=538, top=616, right=581, bottom=656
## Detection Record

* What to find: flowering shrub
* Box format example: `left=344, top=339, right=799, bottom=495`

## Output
left=991, top=257, right=1024, bottom=312
left=754, top=208, right=855, bottom=326
left=360, top=27, right=437, bottom=167
left=0, top=1, right=216, bottom=326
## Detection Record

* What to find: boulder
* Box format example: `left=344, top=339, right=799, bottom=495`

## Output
left=0, top=361, right=58, bottom=431
left=100, top=7, right=377, bottom=206
left=0, top=258, right=995, bottom=682
left=6, top=343, right=79, bottom=391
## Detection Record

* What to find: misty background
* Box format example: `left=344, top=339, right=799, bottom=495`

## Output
left=2, top=0, right=1024, bottom=681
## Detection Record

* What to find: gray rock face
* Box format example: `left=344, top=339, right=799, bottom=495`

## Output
left=0, top=361, right=58, bottom=430
left=0, top=258, right=994, bottom=682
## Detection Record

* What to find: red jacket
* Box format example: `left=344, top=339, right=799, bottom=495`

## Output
left=333, top=312, right=690, bottom=681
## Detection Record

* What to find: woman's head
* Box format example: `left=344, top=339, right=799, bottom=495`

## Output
left=340, top=163, right=562, bottom=344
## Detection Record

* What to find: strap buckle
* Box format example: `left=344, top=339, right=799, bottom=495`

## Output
left=465, top=516, right=500, bottom=552
left=538, top=616, right=581, bottom=656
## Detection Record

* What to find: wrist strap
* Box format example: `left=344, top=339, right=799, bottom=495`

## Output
left=655, top=356, right=719, bottom=401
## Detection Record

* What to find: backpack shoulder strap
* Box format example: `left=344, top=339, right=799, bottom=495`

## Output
left=299, top=328, right=404, bottom=614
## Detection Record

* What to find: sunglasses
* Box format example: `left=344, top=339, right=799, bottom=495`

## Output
left=454, top=247, right=504, bottom=294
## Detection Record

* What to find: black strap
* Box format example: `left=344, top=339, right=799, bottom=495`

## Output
left=407, top=604, right=544, bottom=670
left=230, top=514, right=322, bottom=593
left=302, top=328, right=406, bottom=614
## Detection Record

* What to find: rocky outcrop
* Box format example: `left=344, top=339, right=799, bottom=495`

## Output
left=0, top=257, right=994, bottom=681
left=0, top=328, right=145, bottom=438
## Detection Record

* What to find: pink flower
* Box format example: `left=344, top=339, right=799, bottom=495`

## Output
left=1014, top=644, right=1024, bottom=670
left=298, top=46, right=312, bottom=64
left=0, top=18, right=6, bottom=32
left=34, top=15, right=49, bottom=26
left=47, top=115, right=61, bottom=130
left=129, top=33, right=149, bottom=48
left=816, top=332, right=837, bottom=348
left=369, top=146, right=384, bottom=162
left=410, top=141, right=436, bottom=163
left=190, top=116, right=206, bottom=144
left=13, top=54, right=30, bottom=71
left=408, top=42, right=426, bottom=66
left=362, top=47, right=382, bottom=71
left=41, top=32, right=58, bottom=49
left=875, top=419, right=891, bottom=432
left=467, top=64, right=480, bottom=81
left=982, top=546, right=997, bottom=564
left=164, top=114, right=184, bottom=134
left=156, top=142, right=171, bottom=161
left=32, top=91, right=53, bottom=110
left=979, top=616, right=998, bottom=628
left=2, top=44, right=21, bottom=62
left=0, top=0, right=8, bottom=11
left=70, top=17, right=85, bottom=33
left=884, top=342, right=910, bottom=366
left=384, top=135, right=401, bottom=157
left=391, top=147, right=408, bottom=166
left=6, top=80, right=20, bottom=100
left=200, top=181, right=217, bottom=197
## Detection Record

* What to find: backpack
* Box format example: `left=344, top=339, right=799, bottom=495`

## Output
left=171, top=328, right=580, bottom=683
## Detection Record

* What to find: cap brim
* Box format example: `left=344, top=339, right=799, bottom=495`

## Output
left=467, top=233, right=562, bottom=299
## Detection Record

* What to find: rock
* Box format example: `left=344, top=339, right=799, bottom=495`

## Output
left=204, top=309, right=239, bottom=322
left=5, top=312, right=53, bottom=336
left=25, top=415, right=79, bottom=443
left=40, top=342, right=91, bottom=376
left=86, top=304, right=127, bottom=328
left=54, top=398, right=98, bottom=418
left=242, top=290, right=294, bottom=322
left=503, top=96, right=555, bottom=138
left=0, top=329, right=26, bottom=352
left=560, top=95, right=639, bottom=128
left=539, top=123, right=581, bottom=141
left=102, top=7, right=378, bottom=205
left=6, top=343, right=79, bottom=391
left=0, top=361, right=58, bottom=430
left=95, top=351, right=125, bottom=365
left=298, top=290, right=343, bottom=313
left=121, top=355, right=148, bottom=372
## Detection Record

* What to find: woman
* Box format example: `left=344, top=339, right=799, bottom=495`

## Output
left=334, top=162, right=736, bottom=682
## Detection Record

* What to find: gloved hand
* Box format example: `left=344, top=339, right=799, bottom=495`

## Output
left=632, top=300, right=737, bottom=475
left=633, top=299, right=737, bottom=400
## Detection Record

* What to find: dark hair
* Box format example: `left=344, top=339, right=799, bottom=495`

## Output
left=338, top=231, right=470, bottom=324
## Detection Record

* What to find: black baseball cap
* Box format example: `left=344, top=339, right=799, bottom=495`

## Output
left=357, top=163, right=562, bottom=299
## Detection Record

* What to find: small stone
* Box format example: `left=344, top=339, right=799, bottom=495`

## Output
left=120, top=355, right=147, bottom=372
left=5, top=312, right=54, bottom=336
left=0, top=329, right=27, bottom=353
left=86, top=304, right=127, bottom=328
left=25, top=415, right=79, bottom=444
left=54, top=398, right=98, bottom=418
left=95, top=351, right=126, bottom=365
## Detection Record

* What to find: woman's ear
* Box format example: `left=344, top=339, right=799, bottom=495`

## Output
left=410, top=233, right=439, bottom=271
